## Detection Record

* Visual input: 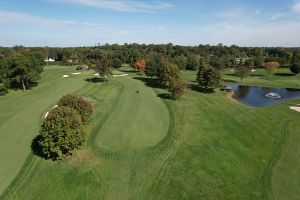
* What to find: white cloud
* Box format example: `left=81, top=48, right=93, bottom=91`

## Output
left=292, top=1, right=300, bottom=13
left=52, top=0, right=174, bottom=12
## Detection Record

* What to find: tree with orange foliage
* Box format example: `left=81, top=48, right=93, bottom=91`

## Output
left=132, top=59, right=146, bottom=71
left=264, top=61, right=280, bottom=75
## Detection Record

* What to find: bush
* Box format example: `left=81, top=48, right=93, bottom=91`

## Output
left=58, top=94, right=93, bottom=124
left=290, top=62, right=300, bottom=74
left=36, top=107, right=86, bottom=160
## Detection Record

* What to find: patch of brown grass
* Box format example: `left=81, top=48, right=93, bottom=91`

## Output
left=68, top=149, right=100, bottom=169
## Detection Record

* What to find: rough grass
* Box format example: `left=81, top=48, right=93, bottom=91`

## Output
left=1, top=66, right=300, bottom=199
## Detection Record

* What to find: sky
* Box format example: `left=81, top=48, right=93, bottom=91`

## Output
left=0, top=0, right=300, bottom=47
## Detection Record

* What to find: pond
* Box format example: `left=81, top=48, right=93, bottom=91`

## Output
left=231, top=85, right=300, bottom=107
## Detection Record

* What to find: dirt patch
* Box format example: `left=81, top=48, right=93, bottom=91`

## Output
left=68, top=149, right=100, bottom=169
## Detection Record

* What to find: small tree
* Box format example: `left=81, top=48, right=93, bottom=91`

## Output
left=58, top=94, right=93, bottom=125
left=37, top=107, right=86, bottom=160
left=132, top=59, right=146, bottom=71
left=264, top=61, right=280, bottom=75
left=235, top=66, right=251, bottom=83
left=168, top=78, right=186, bottom=100
left=196, top=65, right=221, bottom=93
left=94, top=58, right=113, bottom=81
left=290, top=62, right=300, bottom=74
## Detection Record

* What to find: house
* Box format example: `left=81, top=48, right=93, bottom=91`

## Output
left=44, top=58, right=55, bottom=62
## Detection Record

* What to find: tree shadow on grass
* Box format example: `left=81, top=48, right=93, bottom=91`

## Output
left=222, top=79, right=238, bottom=83
left=190, top=84, right=215, bottom=93
left=133, top=77, right=166, bottom=89
left=157, top=93, right=173, bottom=100
left=85, top=77, right=104, bottom=83
left=274, top=73, right=295, bottom=77
left=31, top=135, right=48, bottom=159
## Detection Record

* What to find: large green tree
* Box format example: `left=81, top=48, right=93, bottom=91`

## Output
left=290, top=62, right=300, bottom=74
left=36, top=107, right=86, bottom=160
left=196, top=65, right=221, bottom=93
left=94, top=58, right=113, bottom=81
left=157, top=58, right=180, bottom=86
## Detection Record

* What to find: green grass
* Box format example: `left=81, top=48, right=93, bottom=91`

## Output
left=1, top=66, right=300, bottom=199
left=183, top=67, right=300, bottom=88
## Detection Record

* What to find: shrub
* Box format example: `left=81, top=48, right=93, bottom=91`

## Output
left=58, top=94, right=93, bottom=124
left=37, top=107, right=85, bottom=160
left=290, top=62, right=300, bottom=74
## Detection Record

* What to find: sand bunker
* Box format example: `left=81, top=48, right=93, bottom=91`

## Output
left=113, top=74, right=128, bottom=77
left=63, top=75, right=69, bottom=78
left=72, top=72, right=81, bottom=75
left=44, top=105, right=58, bottom=119
left=290, top=106, right=300, bottom=112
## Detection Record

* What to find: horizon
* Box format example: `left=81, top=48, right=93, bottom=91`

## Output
left=1, top=0, right=300, bottom=47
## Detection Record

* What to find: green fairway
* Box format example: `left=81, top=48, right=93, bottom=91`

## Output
left=95, top=77, right=169, bottom=151
left=1, top=66, right=300, bottom=199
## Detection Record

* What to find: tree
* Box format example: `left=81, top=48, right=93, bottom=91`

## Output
left=196, top=65, right=221, bottom=93
left=145, top=55, right=159, bottom=78
left=168, top=78, right=186, bottom=100
left=94, top=58, right=113, bottom=81
left=254, top=55, right=264, bottom=67
left=111, top=58, right=122, bottom=69
left=290, top=62, right=300, bottom=74
left=292, top=50, right=300, bottom=63
left=173, top=55, right=188, bottom=70
left=36, top=107, right=86, bottom=160
left=235, top=66, right=251, bottom=83
left=132, top=59, right=146, bottom=71
left=186, top=54, right=200, bottom=70
left=157, top=58, right=180, bottom=86
left=264, top=61, right=280, bottom=75
left=58, top=94, right=93, bottom=124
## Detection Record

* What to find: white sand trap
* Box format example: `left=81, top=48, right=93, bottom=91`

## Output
left=230, top=69, right=235, bottom=72
left=253, top=77, right=260, bottom=79
left=63, top=75, right=69, bottom=78
left=44, top=112, right=49, bottom=119
left=113, top=74, right=128, bottom=77
left=44, top=105, right=58, bottom=119
left=94, top=73, right=99, bottom=76
left=72, top=72, right=81, bottom=75
left=289, top=106, right=300, bottom=112
left=251, top=69, right=256, bottom=72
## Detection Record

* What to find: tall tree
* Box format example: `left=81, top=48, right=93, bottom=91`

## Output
left=196, top=65, right=221, bottom=93
left=93, top=58, right=113, bottom=81
left=157, top=58, right=180, bottom=86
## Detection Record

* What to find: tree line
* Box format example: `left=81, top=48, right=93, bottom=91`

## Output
left=1, top=44, right=300, bottom=96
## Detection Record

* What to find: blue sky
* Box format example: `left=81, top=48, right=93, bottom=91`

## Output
left=0, top=0, right=300, bottom=47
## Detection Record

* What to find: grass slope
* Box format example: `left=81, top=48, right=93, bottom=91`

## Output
left=1, top=66, right=300, bottom=199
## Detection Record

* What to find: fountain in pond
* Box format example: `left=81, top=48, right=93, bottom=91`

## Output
left=265, top=92, right=281, bottom=99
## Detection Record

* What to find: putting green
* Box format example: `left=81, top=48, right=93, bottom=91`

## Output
left=95, top=76, right=170, bottom=151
